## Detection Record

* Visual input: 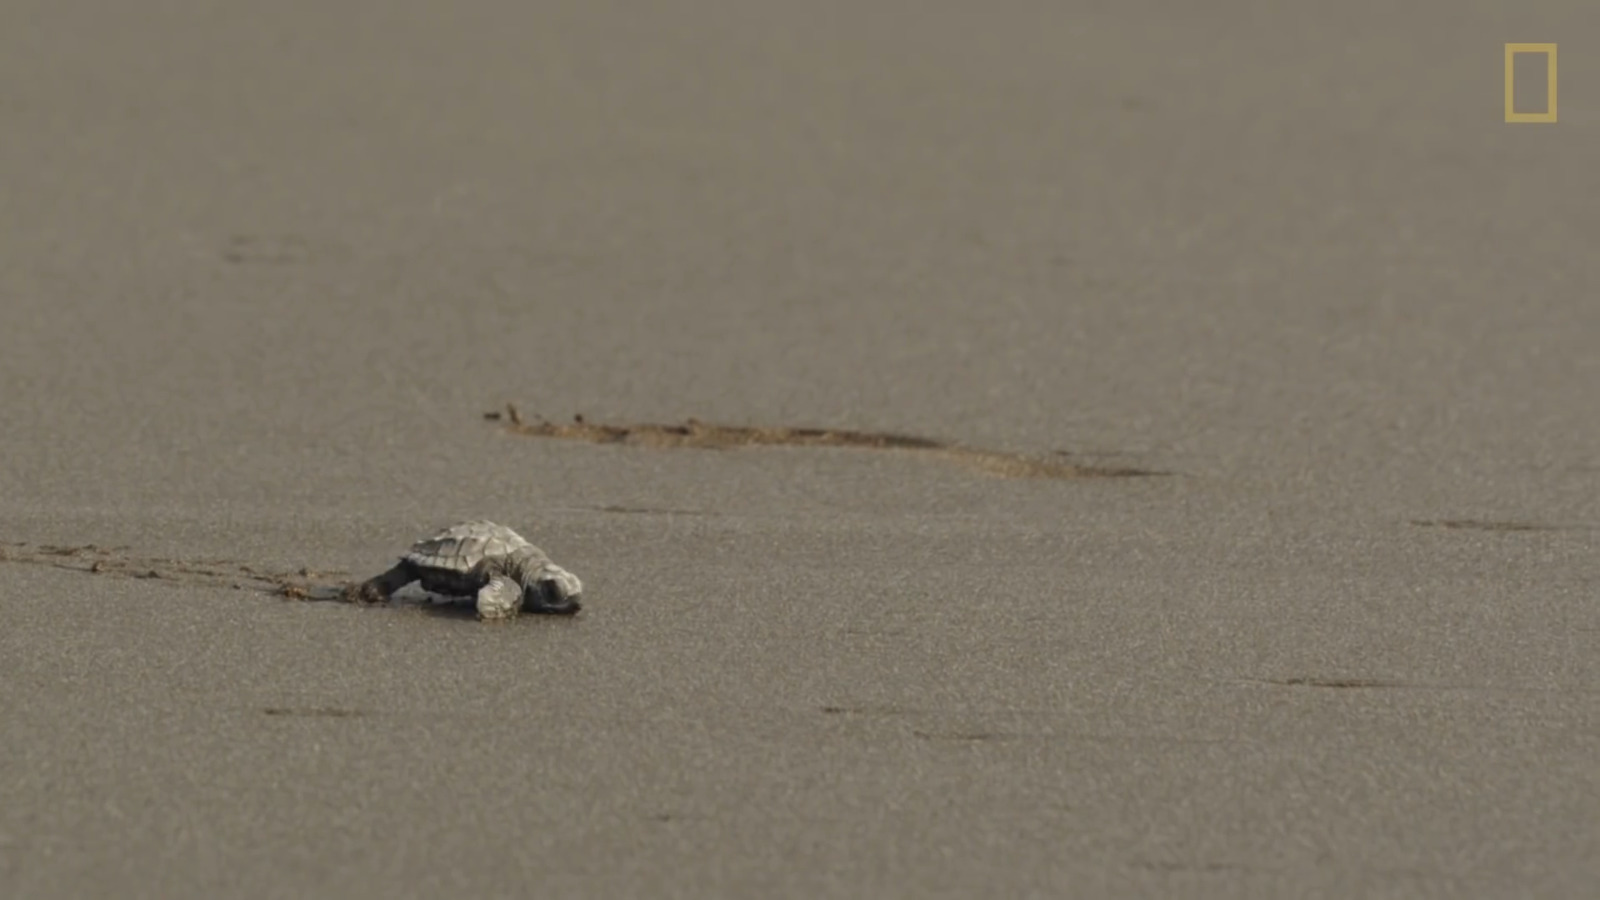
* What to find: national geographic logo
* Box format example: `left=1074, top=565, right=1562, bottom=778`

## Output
left=1505, top=43, right=1557, bottom=123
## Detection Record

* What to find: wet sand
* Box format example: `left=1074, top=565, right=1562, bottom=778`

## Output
left=3, top=2, right=1598, bottom=897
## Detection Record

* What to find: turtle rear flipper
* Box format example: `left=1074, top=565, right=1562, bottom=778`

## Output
left=347, top=560, right=416, bottom=605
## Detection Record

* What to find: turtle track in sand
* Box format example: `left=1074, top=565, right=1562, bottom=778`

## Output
left=0, top=541, right=347, bottom=601
left=484, top=405, right=1166, bottom=480
left=0, top=542, right=552, bottom=617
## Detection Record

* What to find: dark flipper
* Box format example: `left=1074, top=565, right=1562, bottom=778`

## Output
left=346, top=561, right=416, bottom=605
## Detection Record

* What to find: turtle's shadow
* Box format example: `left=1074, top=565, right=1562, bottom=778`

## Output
left=395, top=596, right=584, bottom=623
left=385, top=589, right=581, bottom=622
left=389, top=587, right=481, bottom=620
left=411, top=601, right=481, bottom=621
left=321, top=584, right=571, bottom=621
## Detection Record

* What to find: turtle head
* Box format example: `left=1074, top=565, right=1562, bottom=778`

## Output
left=523, top=564, right=583, bottom=615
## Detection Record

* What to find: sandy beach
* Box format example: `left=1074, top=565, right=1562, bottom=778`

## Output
left=3, top=2, right=1598, bottom=897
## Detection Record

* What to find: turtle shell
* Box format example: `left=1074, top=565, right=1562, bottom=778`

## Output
left=403, top=520, right=534, bottom=574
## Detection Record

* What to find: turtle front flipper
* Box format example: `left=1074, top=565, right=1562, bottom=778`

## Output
left=346, top=561, right=416, bottom=605
left=476, top=575, right=522, bottom=621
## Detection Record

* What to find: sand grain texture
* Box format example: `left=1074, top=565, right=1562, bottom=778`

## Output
left=3, top=2, right=1599, bottom=898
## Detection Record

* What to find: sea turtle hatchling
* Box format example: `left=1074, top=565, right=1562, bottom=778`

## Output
left=347, top=520, right=583, bottom=620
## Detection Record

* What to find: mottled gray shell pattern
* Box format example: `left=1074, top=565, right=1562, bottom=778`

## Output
left=404, top=520, right=545, bottom=575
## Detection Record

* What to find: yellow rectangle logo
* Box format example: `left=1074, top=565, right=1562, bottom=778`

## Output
left=1505, top=43, right=1558, bottom=123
